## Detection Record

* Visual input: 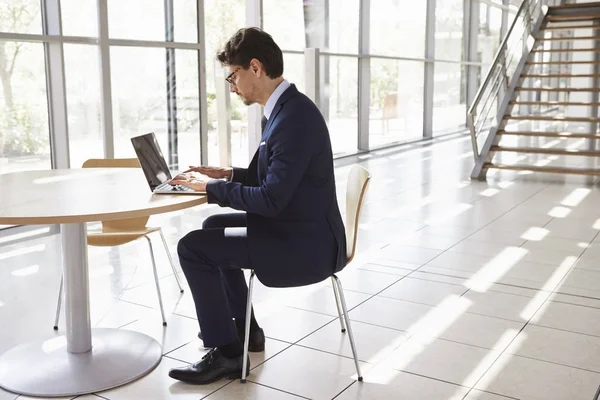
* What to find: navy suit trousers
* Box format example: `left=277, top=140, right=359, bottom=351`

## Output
left=177, top=213, right=251, bottom=348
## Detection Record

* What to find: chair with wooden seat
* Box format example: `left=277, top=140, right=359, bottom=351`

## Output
left=241, top=164, right=371, bottom=383
left=53, top=158, right=184, bottom=329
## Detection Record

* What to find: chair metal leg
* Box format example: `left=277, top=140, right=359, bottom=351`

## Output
left=241, top=271, right=255, bottom=383
left=53, top=275, right=63, bottom=330
left=332, top=275, right=363, bottom=381
left=145, top=236, right=168, bottom=326
left=159, top=229, right=184, bottom=293
left=331, top=276, right=346, bottom=333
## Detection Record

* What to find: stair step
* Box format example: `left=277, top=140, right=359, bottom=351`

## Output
left=541, top=24, right=599, bottom=30
left=527, top=60, right=600, bottom=65
left=531, top=48, right=599, bottom=52
left=509, top=101, right=600, bottom=107
left=504, top=115, right=600, bottom=123
left=521, top=74, right=600, bottom=78
left=516, top=87, right=600, bottom=92
left=547, top=14, right=600, bottom=22
left=491, top=146, right=600, bottom=157
left=550, top=2, right=600, bottom=10
left=484, top=163, right=600, bottom=176
left=498, top=131, right=600, bottom=139
left=535, top=36, right=600, bottom=41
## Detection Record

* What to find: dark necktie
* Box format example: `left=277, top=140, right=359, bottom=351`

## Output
left=261, top=116, right=267, bottom=133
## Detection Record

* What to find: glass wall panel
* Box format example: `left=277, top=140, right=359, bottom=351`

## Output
left=371, top=0, right=427, bottom=59
left=435, top=0, right=464, bottom=61
left=64, top=44, right=102, bottom=168
left=478, top=2, right=502, bottom=73
left=370, top=59, right=424, bottom=147
left=204, top=0, right=245, bottom=166
left=110, top=47, right=200, bottom=170
left=0, top=42, right=50, bottom=173
left=263, top=0, right=305, bottom=51
left=108, top=0, right=198, bottom=43
left=61, top=0, right=97, bottom=37
left=433, top=61, right=467, bottom=134
left=326, top=56, right=358, bottom=156
left=0, top=0, right=42, bottom=34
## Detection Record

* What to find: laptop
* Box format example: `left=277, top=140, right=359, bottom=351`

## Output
left=131, top=132, right=206, bottom=195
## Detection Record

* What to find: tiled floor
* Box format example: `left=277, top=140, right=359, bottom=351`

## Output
left=2, top=133, right=600, bottom=399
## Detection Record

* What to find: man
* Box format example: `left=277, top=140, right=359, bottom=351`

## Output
left=167, top=27, right=346, bottom=385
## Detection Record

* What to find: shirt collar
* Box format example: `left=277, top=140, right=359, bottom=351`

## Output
left=264, top=79, right=291, bottom=121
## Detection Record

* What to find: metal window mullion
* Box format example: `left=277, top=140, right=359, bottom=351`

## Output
left=465, top=0, right=480, bottom=120
left=357, top=0, right=370, bottom=151
left=42, top=0, right=70, bottom=169
left=423, top=0, right=436, bottom=139
left=246, top=0, right=263, bottom=161
left=97, top=0, right=115, bottom=158
left=197, top=0, right=209, bottom=165
left=501, top=0, right=510, bottom=38
left=164, top=0, right=178, bottom=169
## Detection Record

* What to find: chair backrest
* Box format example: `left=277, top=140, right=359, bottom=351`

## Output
left=345, top=165, right=371, bottom=264
left=82, top=158, right=148, bottom=230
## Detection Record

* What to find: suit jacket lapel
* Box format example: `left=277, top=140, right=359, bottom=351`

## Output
left=263, top=84, right=298, bottom=136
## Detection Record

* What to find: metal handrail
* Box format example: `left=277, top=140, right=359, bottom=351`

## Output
left=468, top=0, right=555, bottom=160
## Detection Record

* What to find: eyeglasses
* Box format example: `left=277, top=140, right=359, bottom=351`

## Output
left=225, top=67, right=242, bottom=85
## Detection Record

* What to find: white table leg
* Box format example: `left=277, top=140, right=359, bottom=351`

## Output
left=0, top=223, right=162, bottom=397
left=62, top=222, right=92, bottom=353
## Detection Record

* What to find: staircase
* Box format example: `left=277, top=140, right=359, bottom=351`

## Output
left=470, top=0, right=600, bottom=179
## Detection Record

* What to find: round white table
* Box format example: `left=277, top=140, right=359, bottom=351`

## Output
left=0, top=168, right=206, bottom=397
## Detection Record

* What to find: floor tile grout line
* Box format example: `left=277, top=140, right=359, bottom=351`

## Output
left=459, top=232, right=584, bottom=400
left=500, top=352, right=600, bottom=376
left=406, top=182, right=551, bottom=272
left=403, top=185, right=556, bottom=400
left=242, top=381, right=312, bottom=399
left=331, top=380, right=359, bottom=400
left=387, top=369, right=473, bottom=394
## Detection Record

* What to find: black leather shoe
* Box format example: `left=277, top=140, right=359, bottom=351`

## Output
left=198, top=326, right=265, bottom=352
left=168, top=348, right=249, bottom=385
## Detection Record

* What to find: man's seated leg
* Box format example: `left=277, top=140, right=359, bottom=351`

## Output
left=195, top=213, right=265, bottom=352
left=168, top=226, right=250, bottom=384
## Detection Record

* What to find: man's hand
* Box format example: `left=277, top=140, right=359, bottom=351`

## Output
left=184, top=165, right=232, bottom=180
left=169, top=172, right=208, bottom=192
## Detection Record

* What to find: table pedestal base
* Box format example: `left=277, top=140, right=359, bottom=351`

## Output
left=0, top=328, right=162, bottom=397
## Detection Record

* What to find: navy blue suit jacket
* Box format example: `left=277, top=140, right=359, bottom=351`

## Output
left=206, top=84, right=347, bottom=287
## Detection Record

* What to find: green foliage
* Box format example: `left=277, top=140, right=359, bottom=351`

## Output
left=0, top=104, right=48, bottom=156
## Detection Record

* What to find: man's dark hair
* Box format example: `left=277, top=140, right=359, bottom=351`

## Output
left=217, top=27, right=284, bottom=79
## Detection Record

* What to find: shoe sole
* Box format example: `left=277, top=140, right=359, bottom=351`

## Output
left=170, top=370, right=250, bottom=385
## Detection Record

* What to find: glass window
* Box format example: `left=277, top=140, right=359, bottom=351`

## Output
left=435, top=0, right=464, bottom=61
left=283, top=53, right=305, bottom=93
left=433, top=61, right=467, bottom=134
left=229, top=87, right=249, bottom=167
left=204, top=0, right=245, bottom=166
left=0, top=0, right=42, bottom=34
left=263, top=0, right=305, bottom=51
left=110, top=47, right=200, bottom=170
left=0, top=42, right=50, bottom=174
left=328, top=0, right=359, bottom=54
left=64, top=44, right=102, bottom=168
left=478, top=3, right=503, bottom=73
left=371, top=0, right=427, bottom=59
left=61, top=0, right=97, bottom=37
left=108, top=0, right=197, bottom=42
left=325, top=56, right=358, bottom=156
left=370, top=59, right=424, bottom=147
left=299, top=0, right=359, bottom=54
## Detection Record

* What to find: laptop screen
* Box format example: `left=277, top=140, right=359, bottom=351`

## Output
left=131, top=133, right=173, bottom=190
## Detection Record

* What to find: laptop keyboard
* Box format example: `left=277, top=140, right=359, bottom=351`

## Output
left=156, top=182, right=193, bottom=192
